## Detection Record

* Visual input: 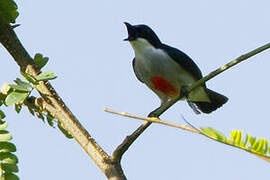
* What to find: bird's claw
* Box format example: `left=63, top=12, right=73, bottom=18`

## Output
left=148, top=111, right=157, bottom=117
left=180, top=85, right=189, bottom=98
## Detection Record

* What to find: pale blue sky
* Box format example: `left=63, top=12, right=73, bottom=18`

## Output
left=0, top=0, right=270, bottom=179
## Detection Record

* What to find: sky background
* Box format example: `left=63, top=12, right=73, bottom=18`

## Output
left=0, top=0, right=270, bottom=179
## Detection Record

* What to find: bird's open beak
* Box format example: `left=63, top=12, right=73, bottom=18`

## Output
left=124, top=22, right=135, bottom=41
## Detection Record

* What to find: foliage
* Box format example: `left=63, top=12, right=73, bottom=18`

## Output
left=20, top=70, right=57, bottom=84
left=201, top=127, right=270, bottom=161
left=0, top=53, right=71, bottom=138
left=0, top=0, right=19, bottom=23
left=34, top=53, right=49, bottom=70
left=0, top=105, right=19, bottom=179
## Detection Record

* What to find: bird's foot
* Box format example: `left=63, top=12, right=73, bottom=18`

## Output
left=147, top=106, right=161, bottom=117
left=180, top=85, right=189, bottom=98
left=148, top=110, right=158, bottom=117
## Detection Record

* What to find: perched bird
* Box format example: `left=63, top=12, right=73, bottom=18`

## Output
left=124, top=22, right=228, bottom=115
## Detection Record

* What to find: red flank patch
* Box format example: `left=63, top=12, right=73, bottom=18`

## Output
left=150, top=76, right=178, bottom=97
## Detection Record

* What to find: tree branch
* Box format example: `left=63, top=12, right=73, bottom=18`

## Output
left=104, top=108, right=200, bottom=133
left=106, top=108, right=270, bottom=163
left=112, top=42, right=270, bottom=161
left=0, top=13, right=126, bottom=180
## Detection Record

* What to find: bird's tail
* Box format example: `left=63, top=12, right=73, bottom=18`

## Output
left=193, top=88, right=228, bottom=114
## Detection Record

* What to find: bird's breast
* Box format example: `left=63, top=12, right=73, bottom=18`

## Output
left=134, top=47, right=185, bottom=97
left=149, top=76, right=179, bottom=97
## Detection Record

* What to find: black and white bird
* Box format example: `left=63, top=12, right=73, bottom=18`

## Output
left=124, top=22, right=228, bottom=115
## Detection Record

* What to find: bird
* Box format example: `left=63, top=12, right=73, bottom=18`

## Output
left=124, top=22, right=228, bottom=116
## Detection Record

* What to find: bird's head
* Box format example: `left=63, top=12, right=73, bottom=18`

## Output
left=124, top=22, right=162, bottom=49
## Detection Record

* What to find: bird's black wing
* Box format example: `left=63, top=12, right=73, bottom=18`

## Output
left=132, top=58, right=143, bottom=82
left=162, top=44, right=203, bottom=81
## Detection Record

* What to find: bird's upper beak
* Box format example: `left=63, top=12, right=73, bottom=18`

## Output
left=124, top=22, right=135, bottom=41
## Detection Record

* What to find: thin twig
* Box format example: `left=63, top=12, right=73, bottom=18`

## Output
left=104, top=108, right=200, bottom=134
left=187, top=42, right=270, bottom=92
left=105, top=108, right=270, bottom=163
left=112, top=42, right=270, bottom=162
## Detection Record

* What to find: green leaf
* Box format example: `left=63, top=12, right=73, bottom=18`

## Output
left=243, top=133, right=250, bottom=147
left=0, top=0, right=19, bottom=23
left=234, top=130, right=243, bottom=146
left=9, top=84, right=29, bottom=92
left=35, top=71, right=57, bottom=82
left=200, top=127, right=226, bottom=142
left=37, top=113, right=44, bottom=122
left=0, top=153, right=18, bottom=164
left=0, top=142, right=16, bottom=153
left=5, top=92, right=28, bottom=106
left=14, top=78, right=32, bottom=90
left=0, top=130, right=12, bottom=142
left=27, top=107, right=35, bottom=116
left=263, top=140, right=269, bottom=154
left=47, top=113, right=56, bottom=128
left=249, top=137, right=257, bottom=149
left=34, top=53, right=42, bottom=64
left=3, top=173, right=19, bottom=180
left=1, top=83, right=12, bottom=95
left=1, top=163, right=18, bottom=173
left=0, top=121, right=8, bottom=131
left=20, top=71, right=36, bottom=84
left=58, top=123, right=73, bottom=139
left=255, top=139, right=266, bottom=154
left=14, top=105, right=22, bottom=114
left=0, top=110, right=5, bottom=119
left=42, top=57, right=49, bottom=65
left=200, top=127, right=270, bottom=162
left=34, top=53, right=49, bottom=69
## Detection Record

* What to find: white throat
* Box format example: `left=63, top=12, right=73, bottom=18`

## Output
left=130, top=38, right=167, bottom=60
